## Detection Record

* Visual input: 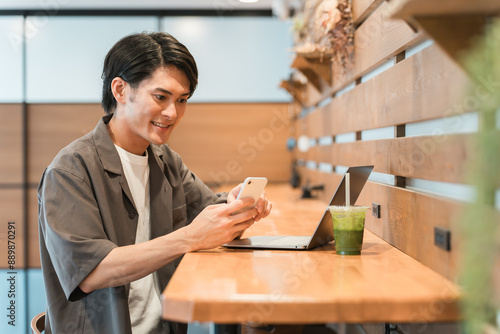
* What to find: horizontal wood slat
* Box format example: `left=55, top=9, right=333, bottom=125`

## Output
left=307, top=133, right=474, bottom=184
left=304, top=105, right=328, bottom=139
left=296, top=167, right=461, bottom=280
left=300, top=44, right=469, bottom=136
left=353, top=0, right=384, bottom=26
left=0, top=104, right=23, bottom=185
left=0, top=189, right=24, bottom=269
left=348, top=0, right=423, bottom=87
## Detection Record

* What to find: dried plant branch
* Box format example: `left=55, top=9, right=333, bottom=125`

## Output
left=292, top=0, right=354, bottom=82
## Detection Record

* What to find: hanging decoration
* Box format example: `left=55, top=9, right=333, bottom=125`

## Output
left=292, top=0, right=354, bottom=81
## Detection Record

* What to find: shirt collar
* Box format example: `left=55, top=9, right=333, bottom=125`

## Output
left=93, top=114, right=164, bottom=174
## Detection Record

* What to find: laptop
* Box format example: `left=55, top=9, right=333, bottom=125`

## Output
left=223, top=165, right=374, bottom=250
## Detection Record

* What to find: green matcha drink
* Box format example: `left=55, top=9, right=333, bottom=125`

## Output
left=328, top=206, right=369, bottom=255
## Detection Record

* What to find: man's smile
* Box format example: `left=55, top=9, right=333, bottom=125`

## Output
left=152, top=121, right=172, bottom=129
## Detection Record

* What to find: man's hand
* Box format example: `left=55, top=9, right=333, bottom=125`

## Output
left=228, top=183, right=272, bottom=222
left=186, top=197, right=259, bottom=251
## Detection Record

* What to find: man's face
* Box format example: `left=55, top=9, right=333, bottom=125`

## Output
left=114, top=65, right=191, bottom=154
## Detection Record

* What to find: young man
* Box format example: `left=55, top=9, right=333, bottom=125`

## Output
left=38, top=32, right=271, bottom=334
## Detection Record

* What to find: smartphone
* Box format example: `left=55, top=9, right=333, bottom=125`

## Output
left=233, top=177, right=267, bottom=238
left=234, top=177, right=268, bottom=214
left=237, top=176, right=268, bottom=201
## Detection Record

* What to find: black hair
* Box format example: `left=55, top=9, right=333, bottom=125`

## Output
left=101, top=32, right=198, bottom=114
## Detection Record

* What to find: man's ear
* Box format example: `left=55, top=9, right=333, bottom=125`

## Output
left=111, top=77, right=127, bottom=105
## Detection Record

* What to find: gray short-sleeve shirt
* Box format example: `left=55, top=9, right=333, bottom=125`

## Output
left=38, top=114, right=227, bottom=334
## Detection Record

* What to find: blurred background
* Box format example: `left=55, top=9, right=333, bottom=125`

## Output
left=1, top=0, right=500, bottom=333
left=0, top=1, right=298, bottom=333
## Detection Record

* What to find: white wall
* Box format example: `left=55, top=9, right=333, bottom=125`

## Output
left=14, top=16, right=292, bottom=103
left=25, top=16, right=158, bottom=103
left=162, top=17, right=292, bottom=102
left=0, top=16, right=24, bottom=102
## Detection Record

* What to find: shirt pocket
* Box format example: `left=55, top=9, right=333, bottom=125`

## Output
left=172, top=204, right=188, bottom=230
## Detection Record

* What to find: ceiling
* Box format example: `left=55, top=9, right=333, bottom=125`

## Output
left=0, top=0, right=276, bottom=10
left=0, top=0, right=304, bottom=18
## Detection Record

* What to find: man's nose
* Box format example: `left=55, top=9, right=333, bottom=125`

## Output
left=161, top=102, right=177, bottom=120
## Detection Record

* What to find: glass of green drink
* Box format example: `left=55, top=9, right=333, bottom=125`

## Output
left=328, top=206, right=369, bottom=255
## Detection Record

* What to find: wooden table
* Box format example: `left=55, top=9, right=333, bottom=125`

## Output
left=161, top=184, right=460, bottom=325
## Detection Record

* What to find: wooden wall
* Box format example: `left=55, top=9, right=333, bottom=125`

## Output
left=291, top=0, right=472, bottom=282
left=167, top=103, right=291, bottom=186
left=0, top=102, right=291, bottom=269
left=286, top=1, right=489, bottom=332
left=0, top=104, right=25, bottom=269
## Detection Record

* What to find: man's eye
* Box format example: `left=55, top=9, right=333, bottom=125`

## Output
left=178, top=98, right=187, bottom=104
left=155, top=95, right=166, bottom=101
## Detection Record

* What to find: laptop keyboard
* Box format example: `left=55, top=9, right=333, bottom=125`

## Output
left=262, top=236, right=312, bottom=246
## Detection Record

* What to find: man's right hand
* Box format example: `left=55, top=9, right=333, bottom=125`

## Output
left=185, top=197, right=257, bottom=251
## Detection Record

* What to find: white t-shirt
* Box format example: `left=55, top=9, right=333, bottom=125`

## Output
left=115, top=145, right=166, bottom=334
